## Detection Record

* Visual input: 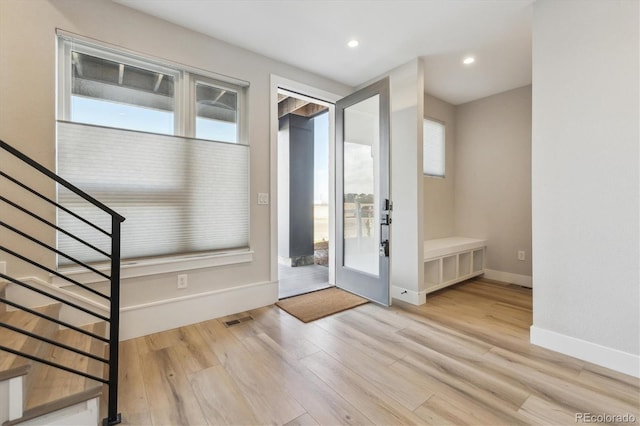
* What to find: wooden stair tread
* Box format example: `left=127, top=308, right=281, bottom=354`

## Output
left=0, top=304, right=61, bottom=381
left=24, top=322, right=108, bottom=411
left=0, top=357, right=30, bottom=382
left=0, top=297, right=109, bottom=424
left=0, top=309, right=30, bottom=380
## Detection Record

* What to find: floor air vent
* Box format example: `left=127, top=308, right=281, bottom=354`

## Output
left=223, top=315, right=254, bottom=327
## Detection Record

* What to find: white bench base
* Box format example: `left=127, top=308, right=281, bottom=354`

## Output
left=424, top=237, right=486, bottom=295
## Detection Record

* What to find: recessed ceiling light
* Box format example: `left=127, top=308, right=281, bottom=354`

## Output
left=347, top=39, right=359, bottom=48
left=463, top=56, right=475, bottom=65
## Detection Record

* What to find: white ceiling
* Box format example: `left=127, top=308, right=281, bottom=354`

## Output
left=114, top=0, right=534, bottom=105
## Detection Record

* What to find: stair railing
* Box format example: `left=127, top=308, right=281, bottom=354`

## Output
left=0, top=140, right=125, bottom=426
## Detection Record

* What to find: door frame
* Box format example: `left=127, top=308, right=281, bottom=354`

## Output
left=269, top=75, right=347, bottom=291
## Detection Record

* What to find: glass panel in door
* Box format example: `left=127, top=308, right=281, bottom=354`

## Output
left=343, top=94, right=379, bottom=275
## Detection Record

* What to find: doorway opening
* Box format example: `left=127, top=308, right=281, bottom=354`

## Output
left=277, top=89, right=333, bottom=299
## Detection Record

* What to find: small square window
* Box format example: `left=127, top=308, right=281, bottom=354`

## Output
left=195, top=82, right=238, bottom=143
left=423, top=118, right=445, bottom=177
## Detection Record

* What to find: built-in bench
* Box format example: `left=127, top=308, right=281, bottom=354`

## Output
left=424, top=237, right=486, bottom=294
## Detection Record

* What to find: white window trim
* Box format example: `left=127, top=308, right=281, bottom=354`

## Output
left=56, top=29, right=249, bottom=87
left=51, top=249, right=254, bottom=286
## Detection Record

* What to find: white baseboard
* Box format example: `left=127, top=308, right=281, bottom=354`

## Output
left=119, top=280, right=278, bottom=340
left=484, top=269, right=532, bottom=287
left=7, top=276, right=278, bottom=341
left=391, top=285, right=426, bottom=305
left=530, top=325, right=640, bottom=378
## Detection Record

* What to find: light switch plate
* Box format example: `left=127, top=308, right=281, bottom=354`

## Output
left=257, top=193, right=269, bottom=205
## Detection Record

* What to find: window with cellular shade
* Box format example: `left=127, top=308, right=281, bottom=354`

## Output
left=57, top=35, right=249, bottom=266
left=423, top=118, right=445, bottom=177
left=57, top=121, right=249, bottom=264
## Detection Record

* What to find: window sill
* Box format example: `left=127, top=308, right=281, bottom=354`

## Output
left=52, top=249, right=254, bottom=286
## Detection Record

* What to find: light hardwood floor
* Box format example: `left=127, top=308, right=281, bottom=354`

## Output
left=116, top=279, right=640, bottom=425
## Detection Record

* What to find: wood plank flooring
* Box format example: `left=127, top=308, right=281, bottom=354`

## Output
left=116, top=279, right=640, bottom=425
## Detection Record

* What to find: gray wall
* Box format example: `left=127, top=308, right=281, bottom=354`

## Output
left=278, top=115, right=314, bottom=260
left=454, top=86, right=532, bottom=278
left=532, top=0, right=639, bottom=366
left=423, top=94, right=456, bottom=240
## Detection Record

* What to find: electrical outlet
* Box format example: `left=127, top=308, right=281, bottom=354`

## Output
left=257, top=193, right=269, bottom=205
left=177, top=274, right=188, bottom=289
left=517, top=250, right=526, bottom=261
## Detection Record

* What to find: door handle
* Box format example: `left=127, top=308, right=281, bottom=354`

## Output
left=379, top=239, right=389, bottom=257
left=380, top=212, right=390, bottom=257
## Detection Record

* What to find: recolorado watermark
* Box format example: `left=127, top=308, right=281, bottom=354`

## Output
left=576, top=413, right=637, bottom=423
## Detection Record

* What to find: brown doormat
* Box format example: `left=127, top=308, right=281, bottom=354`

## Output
left=276, top=287, right=368, bottom=323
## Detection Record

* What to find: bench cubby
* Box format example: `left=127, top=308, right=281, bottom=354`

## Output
left=424, top=237, right=486, bottom=294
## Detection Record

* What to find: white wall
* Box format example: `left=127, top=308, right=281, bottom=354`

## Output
left=454, top=86, right=533, bottom=283
left=423, top=94, right=456, bottom=240
left=387, top=59, right=426, bottom=305
left=531, top=0, right=639, bottom=377
left=0, top=0, right=351, bottom=338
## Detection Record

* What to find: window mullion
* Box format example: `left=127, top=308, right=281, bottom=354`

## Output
left=180, top=72, right=195, bottom=138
